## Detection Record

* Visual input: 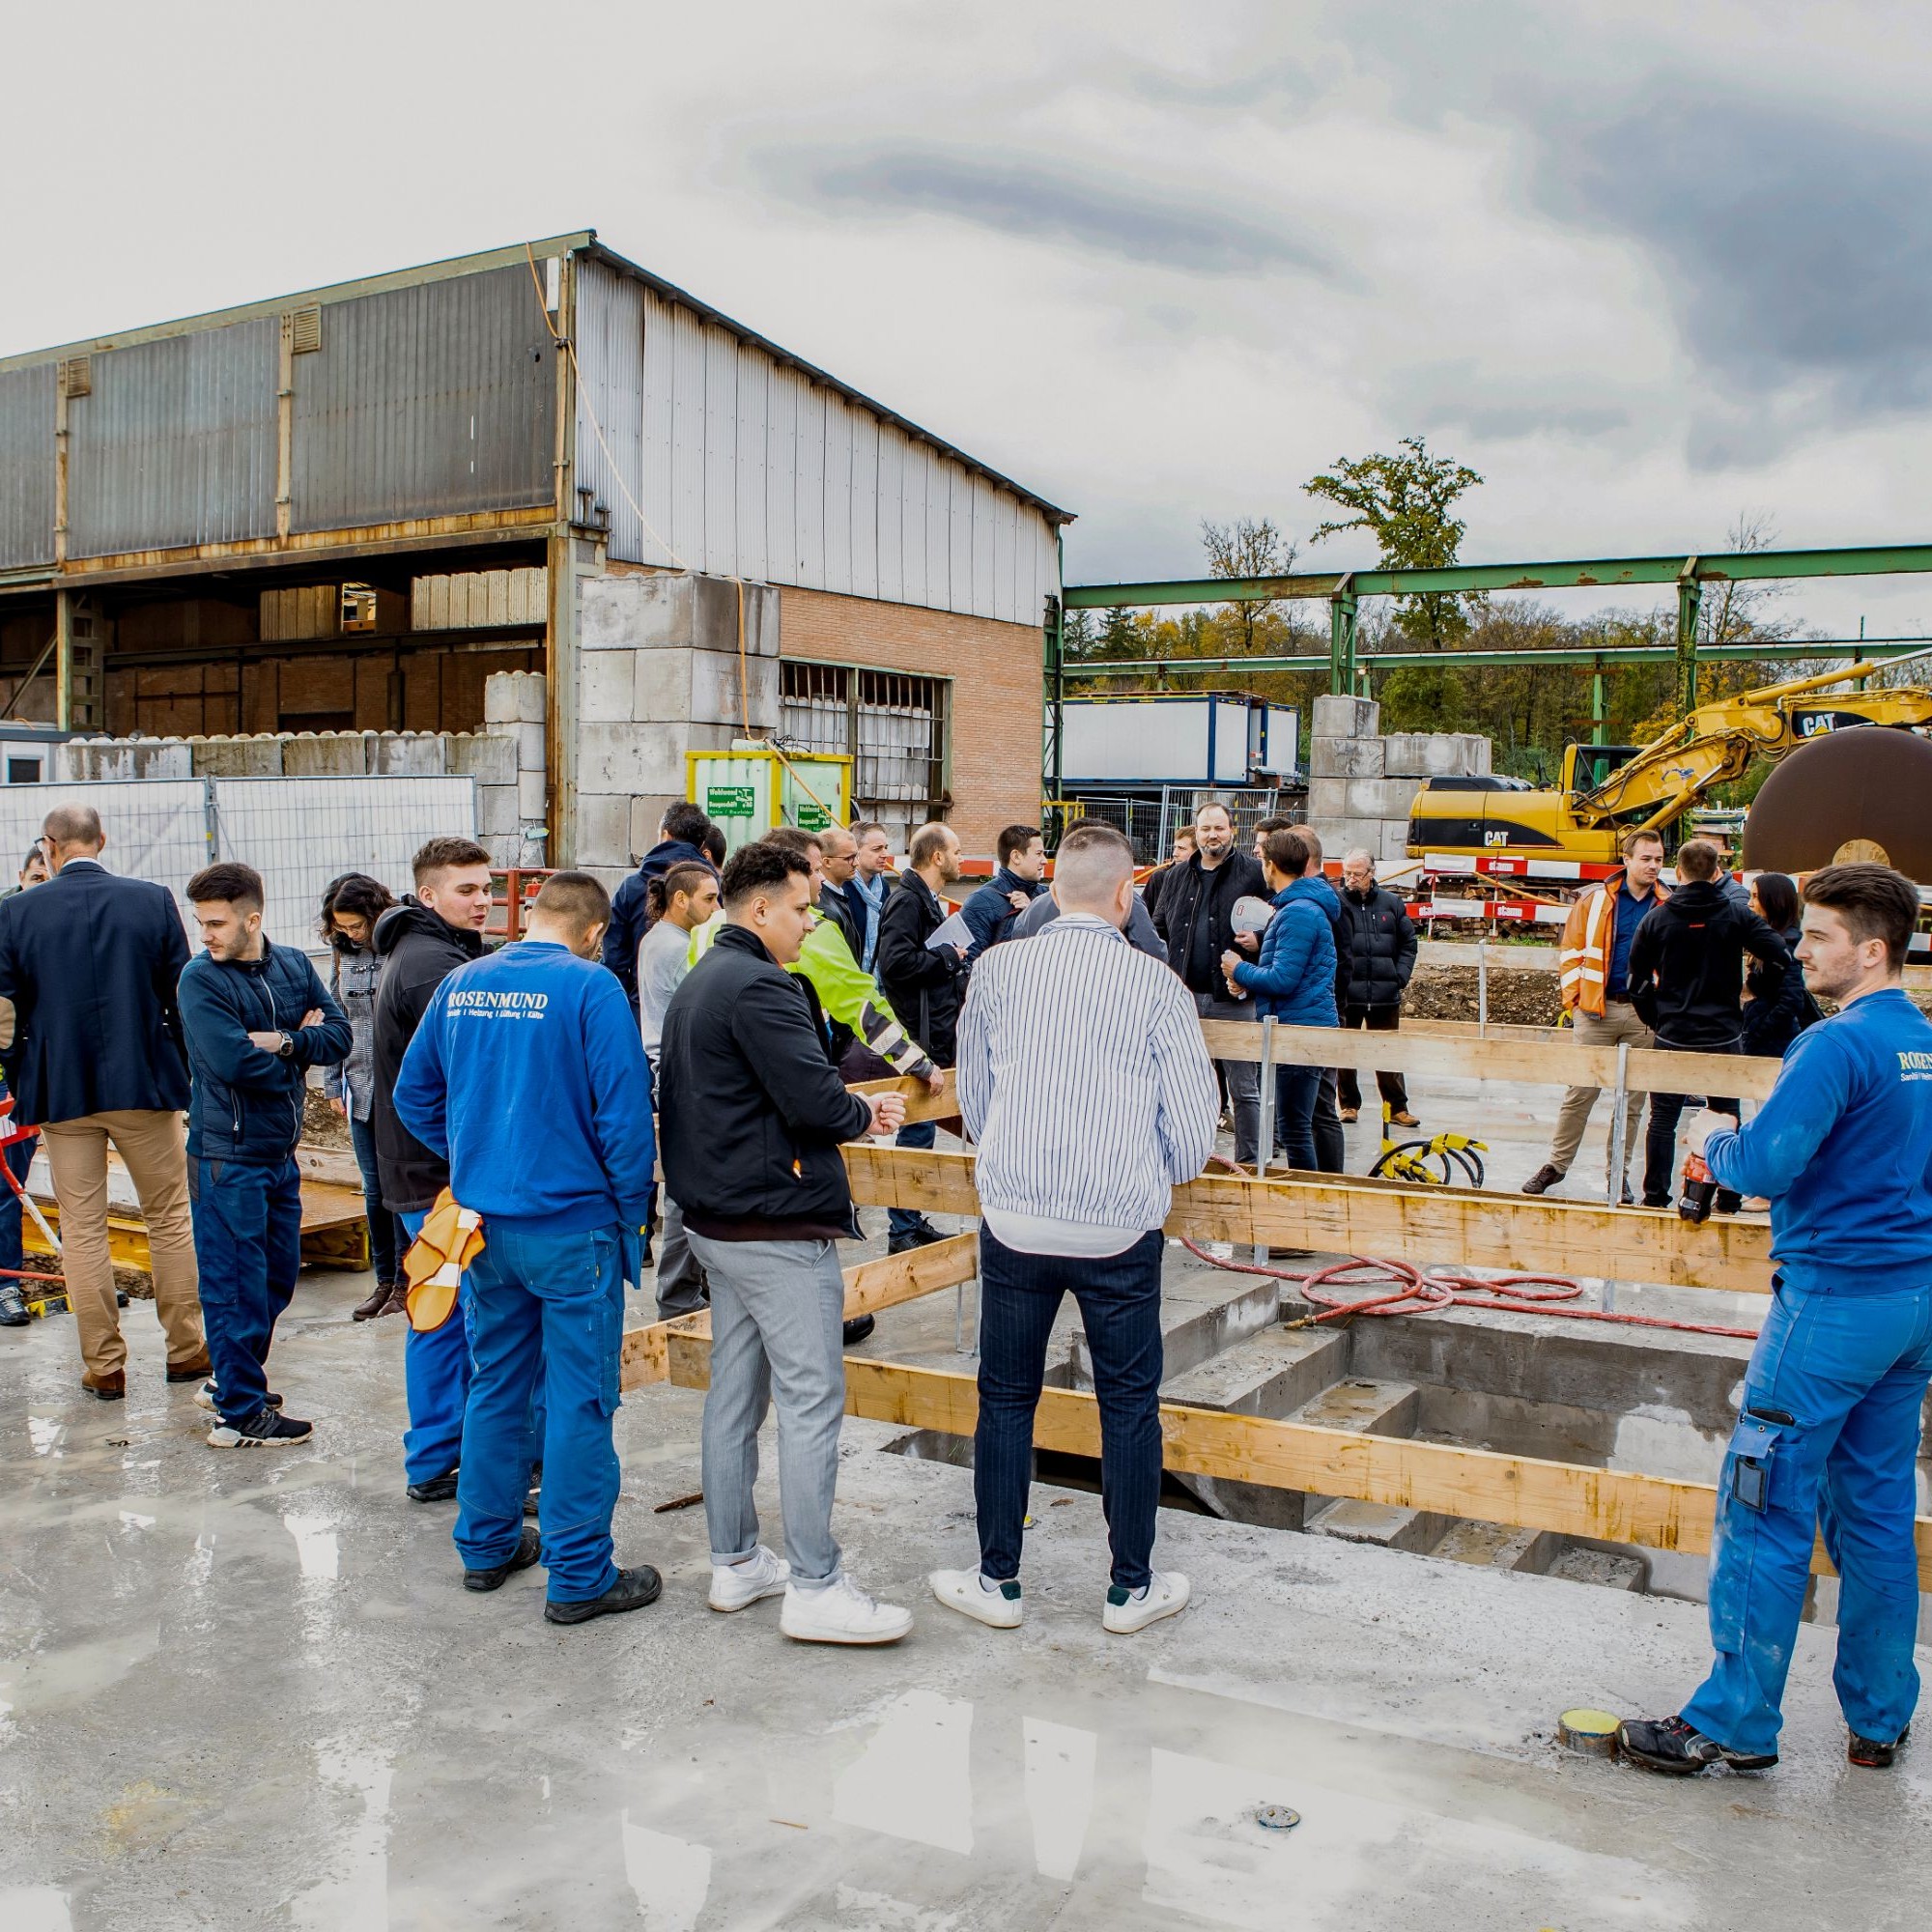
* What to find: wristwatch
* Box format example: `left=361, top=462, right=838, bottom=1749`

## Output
left=275, top=1033, right=296, bottom=1059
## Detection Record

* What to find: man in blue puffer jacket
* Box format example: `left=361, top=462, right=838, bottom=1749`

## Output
left=1222, top=827, right=1338, bottom=1170
left=179, top=862, right=351, bottom=1449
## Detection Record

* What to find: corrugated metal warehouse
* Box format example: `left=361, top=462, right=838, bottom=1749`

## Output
left=0, top=231, right=1071, bottom=862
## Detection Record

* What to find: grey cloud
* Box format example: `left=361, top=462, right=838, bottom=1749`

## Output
left=766, top=144, right=1340, bottom=279
left=1529, top=85, right=1932, bottom=417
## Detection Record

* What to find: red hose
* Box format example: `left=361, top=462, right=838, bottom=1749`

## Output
left=1177, top=1239, right=1760, bottom=1342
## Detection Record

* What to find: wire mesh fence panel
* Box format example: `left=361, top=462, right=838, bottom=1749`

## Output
left=211, top=776, right=477, bottom=953
left=0, top=781, right=213, bottom=919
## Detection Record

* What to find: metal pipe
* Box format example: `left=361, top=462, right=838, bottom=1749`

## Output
left=1254, top=1015, right=1276, bottom=1265
left=1606, top=1039, right=1630, bottom=1210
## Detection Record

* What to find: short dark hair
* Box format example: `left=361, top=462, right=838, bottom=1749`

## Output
left=1677, top=838, right=1720, bottom=883
left=412, top=837, right=491, bottom=887
left=908, top=823, right=952, bottom=869
left=319, top=871, right=397, bottom=945
left=20, top=843, right=43, bottom=868
left=1253, top=815, right=1293, bottom=841
left=701, top=825, right=726, bottom=867
left=720, top=841, right=810, bottom=910
left=1263, top=828, right=1313, bottom=876
left=187, top=861, right=264, bottom=912
left=763, top=826, right=823, bottom=859
left=645, top=862, right=717, bottom=922
left=1621, top=827, right=1665, bottom=858
left=1752, top=870, right=1799, bottom=932
left=1804, top=863, right=1920, bottom=970
left=851, top=820, right=887, bottom=844
left=997, top=824, right=1041, bottom=866
left=662, top=801, right=712, bottom=848
left=531, top=869, right=611, bottom=934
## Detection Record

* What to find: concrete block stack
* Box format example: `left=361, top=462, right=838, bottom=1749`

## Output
left=1302, top=695, right=1492, bottom=862
left=478, top=670, right=549, bottom=867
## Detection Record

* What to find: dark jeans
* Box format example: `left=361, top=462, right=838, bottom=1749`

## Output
left=975, top=1223, right=1164, bottom=1591
left=348, top=1109, right=405, bottom=1284
left=1643, top=1038, right=1743, bottom=1208
left=1335, top=1006, right=1408, bottom=1113
left=1274, top=1065, right=1323, bottom=1171
left=889, top=1120, right=938, bottom=1236
left=0, top=1126, right=36, bottom=1276
left=1312, top=1071, right=1345, bottom=1174
left=188, top=1154, right=302, bottom=1423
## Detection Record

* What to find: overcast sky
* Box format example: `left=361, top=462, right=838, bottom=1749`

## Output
left=5, top=1, right=1927, bottom=637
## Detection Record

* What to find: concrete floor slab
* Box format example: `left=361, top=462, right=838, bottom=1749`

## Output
left=5, top=1264, right=1930, bottom=1931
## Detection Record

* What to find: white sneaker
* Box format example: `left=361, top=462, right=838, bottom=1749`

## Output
left=780, top=1573, right=913, bottom=1645
left=709, top=1545, right=791, bottom=1612
left=1102, top=1571, right=1191, bottom=1634
left=929, top=1567, right=1023, bottom=1629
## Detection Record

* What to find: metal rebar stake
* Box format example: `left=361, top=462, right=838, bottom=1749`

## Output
left=1604, top=1038, right=1631, bottom=1313
left=1477, top=937, right=1490, bottom=1036
left=1254, top=1014, right=1276, bottom=1264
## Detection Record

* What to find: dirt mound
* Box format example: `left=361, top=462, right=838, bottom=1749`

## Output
left=1402, top=964, right=1559, bottom=1028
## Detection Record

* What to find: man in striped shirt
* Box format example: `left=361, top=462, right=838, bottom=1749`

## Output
left=931, top=822, right=1219, bottom=1636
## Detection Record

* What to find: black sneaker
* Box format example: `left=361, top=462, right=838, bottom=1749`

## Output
left=1642, top=1193, right=1673, bottom=1210
left=464, top=1526, right=543, bottom=1593
left=842, top=1315, right=876, bottom=1347
left=1520, top=1164, right=1565, bottom=1197
left=1849, top=1724, right=1909, bottom=1769
left=408, top=1470, right=460, bottom=1503
left=544, top=1564, right=664, bottom=1625
left=0, top=1281, right=29, bottom=1326
left=887, top=1222, right=945, bottom=1255
left=207, top=1406, right=314, bottom=1449
left=1618, top=1715, right=1777, bottom=1776
left=196, top=1380, right=282, bottom=1413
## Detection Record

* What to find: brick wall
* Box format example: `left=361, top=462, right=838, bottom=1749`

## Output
left=779, top=585, right=1043, bottom=858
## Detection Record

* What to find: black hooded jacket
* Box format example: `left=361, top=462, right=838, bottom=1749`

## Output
left=1626, top=879, right=1791, bottom=1049
left=1151, top=849, right=1268, bottom=997
left=603, top=838, right=716, bottom=1014
left=370, top=899, right=488, bottom=1213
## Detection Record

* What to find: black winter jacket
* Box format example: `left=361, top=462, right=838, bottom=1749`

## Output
left=1742, top=922, right=1818, bottom=1059
left=0, top=860, right=191, bottom=1123
left=1338, top=883, right=1418, bottom=1011
left=370, top=899, right=488, bottom=1213
left=1627, top=880, right=1791, bottom=1049
left=604, top=838, right=717, bottom=1014
left=179, top=941, right=351, bottom=1166
left=657, top=923, right=873, bottom=1235
left=876, top=872, right=968, bottom=1065
left=1151, top=850, right=1268, bottom=996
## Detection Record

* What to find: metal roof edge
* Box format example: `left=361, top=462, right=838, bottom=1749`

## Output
left=0, top=231, right=598, bottom=373
left=578, top=239, right=1075, bottom=528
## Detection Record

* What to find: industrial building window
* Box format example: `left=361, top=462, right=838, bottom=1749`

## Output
left=780, top=661, right=949, bottom=843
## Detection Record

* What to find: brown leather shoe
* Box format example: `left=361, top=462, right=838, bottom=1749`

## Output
left=378, top=1285, right=411, bottom=1319
left=82, top=1370, right=127, bottom=1401
left=166, top=1350, right=213, bottom=1383
left=352, top=1282, right=395, bottom=1321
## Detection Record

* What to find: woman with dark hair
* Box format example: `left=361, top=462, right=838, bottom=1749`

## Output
left=319, top=872, right=406, bottom=1320
left=1743, top=870, right=1817, bottom=1059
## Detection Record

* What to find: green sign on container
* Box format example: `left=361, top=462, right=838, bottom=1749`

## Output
left=797, top=803, right=832, bottom=831
left=707, top=785, right=756, bottom=818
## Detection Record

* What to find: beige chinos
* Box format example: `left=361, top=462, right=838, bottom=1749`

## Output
left=1546, top=1001, right=1653, bottom=1187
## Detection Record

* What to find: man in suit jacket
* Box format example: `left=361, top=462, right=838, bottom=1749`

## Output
left=0, top=804, right=204, bottom=1398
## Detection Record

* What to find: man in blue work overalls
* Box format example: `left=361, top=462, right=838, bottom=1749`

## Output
left=1621, top=863, right=1932, bottom=1776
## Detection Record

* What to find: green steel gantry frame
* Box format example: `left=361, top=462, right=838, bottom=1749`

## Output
left=1042, top=541, right=1932, bottom=796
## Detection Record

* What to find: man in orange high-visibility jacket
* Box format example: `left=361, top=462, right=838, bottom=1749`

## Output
left=1520, top=827, right=1669, bottom=1202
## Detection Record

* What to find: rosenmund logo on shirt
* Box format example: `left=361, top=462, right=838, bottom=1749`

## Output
left=449, top=988, right=550, bottom=1019
left=1899, top=1049, right=1932, bottom=1080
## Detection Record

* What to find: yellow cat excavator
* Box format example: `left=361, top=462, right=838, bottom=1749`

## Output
left=1406, top=657, right=1932, bottom=867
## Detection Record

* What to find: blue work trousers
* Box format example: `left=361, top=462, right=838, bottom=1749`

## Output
left=1681, top=1277, right=1932, bottom=1756
left=889, top=1120, right=938, bottom=1236
left=975, top=1224, right=1165, bottom=1591
left=455, top=1220, right=626, bottom=1603
left=400, top=1208, right=474, bottom=1485
left=0, top=1125, right=37, bottom=1277
left=188, top=1154, right=302, bottom=1425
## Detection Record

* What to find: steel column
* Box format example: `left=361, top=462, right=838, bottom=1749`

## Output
left=1676, top=566, right=1703, bottom=715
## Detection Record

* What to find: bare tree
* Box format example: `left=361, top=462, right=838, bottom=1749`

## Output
left=1201, top=516, right=1297, bottom=655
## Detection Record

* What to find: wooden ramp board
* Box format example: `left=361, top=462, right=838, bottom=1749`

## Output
left=23, top=1177, right=370, bottom=1275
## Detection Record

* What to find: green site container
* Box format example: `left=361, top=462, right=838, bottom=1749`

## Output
left=686, top=746, right=854, bottom=856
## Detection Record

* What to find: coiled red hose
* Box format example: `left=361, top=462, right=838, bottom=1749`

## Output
left=1176, top=1239, right=1760, bottom=1342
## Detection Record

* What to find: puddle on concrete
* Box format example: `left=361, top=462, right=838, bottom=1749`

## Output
left=833, top=1688, right=975, bottom=1855
left=1023, top=1715, right=1097, bottom=1882
left=621, top=1812, right=712, bottom=1932
left=288, top=1740, right=394, bottom=1929
left=283, top=1511, right=340, bottom=1581
left=0, top=1625, right=159, bottom=1719
left=27, top=1417, right=62, bottom=1457
left=0, top=1889, right=71, bottom=1932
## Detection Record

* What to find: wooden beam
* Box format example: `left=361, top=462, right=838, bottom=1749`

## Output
left=839, top=1145, right=1777, bottom=1295
left=1200, top=1019, right=1782, bottom=1102
left=661, top=1347, right=1932, bottom=1589
left=850, top=1067, right=959, bottom=1122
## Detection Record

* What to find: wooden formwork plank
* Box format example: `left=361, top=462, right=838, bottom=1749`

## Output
left=660, top=1347, right=1932, bottom=1589
left=838, top=1145, right=1777, bottom=1295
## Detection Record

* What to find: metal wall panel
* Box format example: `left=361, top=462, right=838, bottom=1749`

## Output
left=765, top=365, right=797, bottom=582
left=948, top=464, right=973, bottom=615
left=0, top=363, right=55, bottom=569
left=702, top=325, right=737, bottom=578
left=822, top=392, right=853, bottom=597
left=639, top=289, right=678, bottom=566
left=875, top=421, right=905, bottom=604
left=69, top=320, right=277, bottom=557
left=795, top=381, right=826, bottom=592
left=992, top=489, right=1017, bottom=627
left=734, top=346, right=768, bottom=583
left=573, top=258, right=655, bottom=561
left=850, top=409, right=879, bottom=602
left=899, top=437, right=927, bottom=608
left=668, top=305, right=707, bottom=568
left=291, top=265, right=554, bottom=533
left=971, top=477, right=999, bottom=620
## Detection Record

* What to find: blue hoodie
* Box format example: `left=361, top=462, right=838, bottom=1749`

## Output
left=1706, top=986, right=1932, bottom=1296
left=1231, top=878, right=1339, bottom=1025
left=393, top=941, right=657, bottom=1234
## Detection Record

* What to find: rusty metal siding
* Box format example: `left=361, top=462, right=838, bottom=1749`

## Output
left=0, top=363, right=55, bottom=569
left=572, top=256, right=650, bottom=560
left=67, top=320, right=278, bottom=558
left=291, top=265, right=554, bottom=533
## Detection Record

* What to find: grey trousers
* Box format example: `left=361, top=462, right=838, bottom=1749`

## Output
left=688, top=1231, right=847, bottom=1587
left=1197, top=993, right=1262, bottom=1166
left=654, top=1193, right=708, bottom=1320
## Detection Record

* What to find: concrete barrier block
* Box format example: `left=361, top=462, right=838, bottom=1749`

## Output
left=630, top=794, right=682, bottom=861
left=475, top=782, right=520, bottom=837
left=484, top=669, right=546, bottom=724
left=189, top=735, right=282, bottom=778
left=1380, top=733, right=1429, bottom=777
left=579, top=649, right=636, bottom=724
left=1310, top=737, right=1385, bottom=779
left=689, top=648, right=781, bottom=729
left=574, top=791, right=633, bottom=867
left=370, top=732, right=447, bottom=776
left=1378, top=818, right=1418, bottom=862
left=1305, top=777, right=1350, bottom=822
left=579, top=572, right=693, bottom=652
left=283, top=731, right=366, bottom=777
left=692, top=576, right=781, bottom=658
left=513, top=721, right=547, bottom=773
left=1462, top=734, right=1492, bottom=775
left=445, top=733, right=518, bottom=785
left=1343, top=776, right=1423, bottom=819
left=517, top=769, right=549, bottom=820
left=632, top=650, right=688, bottom=724
left=575, top=724, right=670, bottom=798
left=1312, top=695, right=1380, bottom=740
left=1316, top=814, right=1388, bottom=859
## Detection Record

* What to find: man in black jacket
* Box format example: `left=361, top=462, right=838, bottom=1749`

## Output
left=1336, top=850, right=1420, bottom=1127
left=0, top=804, right=205, bottom=1398
left=659, top=840, right=913, bottom=1645
left=875, top=821, right=969, bottom=1252
left=179, top=863, right=351, bottom=1448
left=815, top=826, right=864, bottom=957
left=1152, top=802, right=1268, bottom=1165
left=371, top=836, right=494, bottom=1498
left=1628, top=838, right=1791, bottom=1209
left=601, top=802, right=716, bottom=1015
left=960, top=824, right=1047, bottom=961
